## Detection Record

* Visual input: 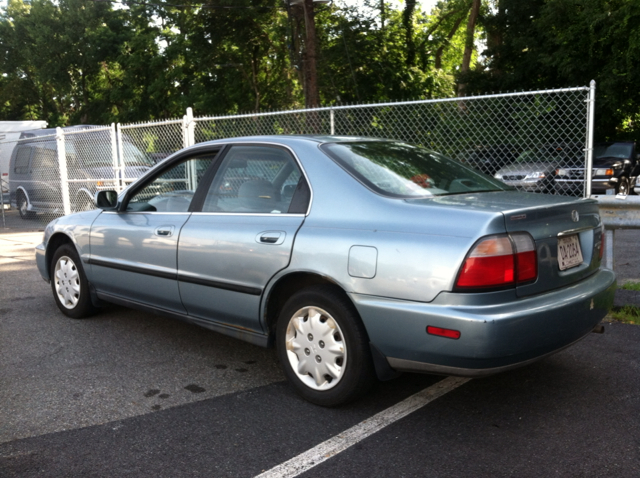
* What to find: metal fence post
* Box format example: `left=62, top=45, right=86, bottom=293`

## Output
left=56, top=127, right=71, bottom=216
left=116, top=123, right=125, bottom=191
left=1, top=176, right=5, bottom=228
left=110, top=123, right=119, bottom=192
left=330, top=108, right=335, bottom=135
left=182, top=108, right=196, bottom=149
left=182, top=115, right=188, bottom=149
left=186, top=107, right=195, bottom=147
left=585, top=80, right=596, bottom=198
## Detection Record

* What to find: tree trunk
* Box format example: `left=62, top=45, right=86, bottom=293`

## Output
left=458, top=0, right=481, bottom=97
left=403, top=0, right=417, bottom=67
left=302, top=0, right=319, bottom=109
left=435, top=14, right=465, bottom=69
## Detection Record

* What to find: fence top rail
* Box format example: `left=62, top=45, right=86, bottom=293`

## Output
left=61, top=125, right=113, bottom=136
left=0, top=133, right=58, bottom=145
left=120, top=118, right=184, bottom=129
left=194, top=85, right=590, bottom=123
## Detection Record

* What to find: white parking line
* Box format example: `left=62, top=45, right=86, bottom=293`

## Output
left=255, top=376, right=471, bottom=478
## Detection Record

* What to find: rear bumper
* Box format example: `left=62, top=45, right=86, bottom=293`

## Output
left=352, top=268, right=616, bottom=375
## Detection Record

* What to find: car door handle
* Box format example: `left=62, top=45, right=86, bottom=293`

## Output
left=155, top=226, right=174, bottom=237
left=256, top=231, right=285, bottom=245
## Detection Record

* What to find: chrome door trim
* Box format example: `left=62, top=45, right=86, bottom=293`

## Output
left=88, top=255, right=264, bottom=296
left=177, top=273, right=262, bottom=296
left=87, top=256, right=177, bottom=280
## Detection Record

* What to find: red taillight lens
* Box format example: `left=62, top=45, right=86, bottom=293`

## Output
left=455, top=233, right=537, bottom=290
left=512, top=233, right=537, bottom=282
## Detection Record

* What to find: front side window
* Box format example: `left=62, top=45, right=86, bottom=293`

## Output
left=127, top=153, right=217, bottom=212
left=202, top=145, right=305, bottom=214
left=321, top=141, right=509, bottom=198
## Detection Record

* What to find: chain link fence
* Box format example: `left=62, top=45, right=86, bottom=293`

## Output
left=1, top=85, right=594, bottom=229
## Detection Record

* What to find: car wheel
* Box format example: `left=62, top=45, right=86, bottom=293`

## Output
left=50, top=244, right=98, bottom=319
left=617, top=176, right=630, bottom=195
left=17, top=192, right=33, bottom=219
left=276, top=285, right=375, bottom=406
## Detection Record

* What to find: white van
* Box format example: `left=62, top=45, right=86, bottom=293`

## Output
left=0, top=121, right=47, bottom=208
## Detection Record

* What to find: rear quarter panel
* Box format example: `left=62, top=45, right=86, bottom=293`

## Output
left=280, top=141, right=509, bottom=303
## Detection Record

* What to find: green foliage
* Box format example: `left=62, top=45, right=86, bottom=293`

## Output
left=610, top=305, right=640, bottom=325
left=620, top=281, right=640, bottom=291
left=464, top=0, right=640, bottom=142
left=0, top=0, right=476, bottom=125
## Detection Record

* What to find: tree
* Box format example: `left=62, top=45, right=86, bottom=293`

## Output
left=463, top=0, right=640, bottom=140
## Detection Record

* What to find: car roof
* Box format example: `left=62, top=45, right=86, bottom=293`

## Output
left=203, top=135, right=394, bottom=145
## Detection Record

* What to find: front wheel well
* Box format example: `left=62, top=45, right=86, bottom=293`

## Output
left=264, top=272, right=351, bottom=340
left=45, top=233, right=75, bottom=278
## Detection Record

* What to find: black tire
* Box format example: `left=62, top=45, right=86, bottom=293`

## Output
left=276, top=285, right=376, bottom=407
left=616, top=176, right=630, bottom=195
left=17, top=191, right=34, bottom=219
left=50, top=244, right=98, bottom=319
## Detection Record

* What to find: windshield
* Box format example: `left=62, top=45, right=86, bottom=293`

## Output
left=594, top=143, right=633, bottom=160
left=321, top=141, right=509, bottom=198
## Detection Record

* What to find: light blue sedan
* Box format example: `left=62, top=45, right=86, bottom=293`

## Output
left=36, top=136, right=616, bottom=406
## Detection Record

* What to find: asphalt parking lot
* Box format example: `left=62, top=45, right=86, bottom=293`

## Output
left=1, top=211, right=640, bottom=477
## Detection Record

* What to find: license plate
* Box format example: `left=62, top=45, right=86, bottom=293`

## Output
left=558, top=234, right=583, bottom=270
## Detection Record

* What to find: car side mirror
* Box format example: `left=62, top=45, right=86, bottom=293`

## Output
left=95, top=190, right=118, bottom=209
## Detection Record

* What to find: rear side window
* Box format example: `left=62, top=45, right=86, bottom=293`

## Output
left=202, top=145, right=307, bottom=214
left=13, top=147, right=32, bottom=174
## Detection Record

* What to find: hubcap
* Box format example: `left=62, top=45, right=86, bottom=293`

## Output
left=54, top=256, right=81, bottom=309
left=285, top=306, right=347, bottom=391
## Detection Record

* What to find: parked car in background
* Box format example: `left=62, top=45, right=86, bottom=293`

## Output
left=9, top=126, right=153, bottom=219
left=463, top=144, right=522, bottom=176
left=493, top=144, right=582, bottom=194
left=36, top=136, right=615, bottom=406
left=556, top=141, right=639, bottom=196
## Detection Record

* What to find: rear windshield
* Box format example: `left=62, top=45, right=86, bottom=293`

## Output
left=321, top=141, right=509, bottom=198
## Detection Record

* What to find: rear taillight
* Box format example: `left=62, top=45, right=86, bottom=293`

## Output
left=455, top=233, right=537, bottom=291
left=512, top=233, right=537, bottom=282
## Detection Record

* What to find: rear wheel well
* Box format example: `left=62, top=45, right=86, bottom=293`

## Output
left=265, top=273, right=351, bottom=339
